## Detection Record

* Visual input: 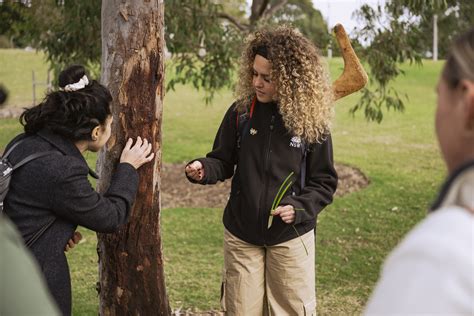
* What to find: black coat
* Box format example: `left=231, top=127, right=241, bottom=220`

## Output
left=4, top=129, right=139, bottom=316
left=190, top=101, right=337, bottom=246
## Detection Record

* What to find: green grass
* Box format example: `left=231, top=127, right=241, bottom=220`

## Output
left=0, top=50, right=447, bottom=315
left=0, top=49, right=51, bottom=107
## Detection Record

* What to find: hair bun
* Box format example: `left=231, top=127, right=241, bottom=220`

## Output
left=58, top=65, right=87, bottom=88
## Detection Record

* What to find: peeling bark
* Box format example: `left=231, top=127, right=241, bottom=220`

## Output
left=97, top=1, right=170, bottom=315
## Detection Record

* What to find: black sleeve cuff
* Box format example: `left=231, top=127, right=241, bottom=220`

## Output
left=106, top=162, right=140, bottom=202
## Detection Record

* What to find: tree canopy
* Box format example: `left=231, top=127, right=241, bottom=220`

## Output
left=351, top=0, right=473, bottom=121
left=0, top=0, right=471, bottom=121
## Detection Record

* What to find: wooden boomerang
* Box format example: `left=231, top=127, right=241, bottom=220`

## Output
left=332, top=24, right=368, bottom=100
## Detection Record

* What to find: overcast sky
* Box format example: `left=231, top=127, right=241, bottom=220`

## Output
left=311, top=0, right=387, bottom=34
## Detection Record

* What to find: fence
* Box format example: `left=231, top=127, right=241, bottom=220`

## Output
left=32, top=70, right=52, bottom=106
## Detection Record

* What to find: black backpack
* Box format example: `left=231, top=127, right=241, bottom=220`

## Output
left=1, top=138, right=58, bottom=247
left=235, top=98, right=309, bottom=188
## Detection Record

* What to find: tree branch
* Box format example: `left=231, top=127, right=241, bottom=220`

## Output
left=250, top=0, right=269, bottom=24
left=217, top=12, right=249, bottom=32
left=261, top=0, right=288, bottom=22
left=258, top=0, right=270, bottom=18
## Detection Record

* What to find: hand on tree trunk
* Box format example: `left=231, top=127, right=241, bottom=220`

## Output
left=120, top=137, right=155, bottom=169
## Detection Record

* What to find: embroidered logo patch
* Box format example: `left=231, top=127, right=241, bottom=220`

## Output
left=250, top=128, right=258, bottom=135
left=290, top=136, right=302, bottom=148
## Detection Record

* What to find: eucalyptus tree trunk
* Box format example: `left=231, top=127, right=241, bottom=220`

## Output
left=96, top=1, right=169, bottom=315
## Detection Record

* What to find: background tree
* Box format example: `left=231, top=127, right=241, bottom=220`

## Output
left=0, top=2, right=27, bottom=47
left=412, top=0, right=473, bottom=58
left=270, top=0, right=330, bottom=52
left=0, top=0, right=101, bottom=77
left=351, top=0, right=473, bottom=121
left=0, top=0, right=330, bottom=101
left=166, top=0, right=330, bottom=101
left=4, top=0, right=470, bottom=121
left=97, top=0, right=169, bottom=314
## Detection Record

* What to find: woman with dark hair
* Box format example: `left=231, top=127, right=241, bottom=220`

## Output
left=3, top=65, right=154, bottom=315
left=365, top=28, right=474, bottom=314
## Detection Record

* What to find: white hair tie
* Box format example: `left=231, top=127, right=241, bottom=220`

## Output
left=60, top=75, right=89, bottom=92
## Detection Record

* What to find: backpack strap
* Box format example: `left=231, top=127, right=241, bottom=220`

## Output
left=1, top=138, right=27, bottom=159
left=12, top=151, right=60, bottom=171
left=300, top=141, right=308, bottom=190
left=7, top=150, right=60, bottom=247
left=236, top=97, right=256, bottom=150
left=25, top=217, right=56, bottom=248
left=1, top=141, right=61, bottom=247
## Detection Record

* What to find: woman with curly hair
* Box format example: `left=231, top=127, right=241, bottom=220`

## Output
left=185, top=25, right=337, bottom=315
left=3, top=65, right=154, bottom=316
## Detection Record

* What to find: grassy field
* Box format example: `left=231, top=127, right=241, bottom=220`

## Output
left=0, top=49, right=50, bottom=107
left=0, top=49, right=446, bottom=315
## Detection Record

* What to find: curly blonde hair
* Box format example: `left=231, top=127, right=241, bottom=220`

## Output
left=235, top=25, right=334, bottom=144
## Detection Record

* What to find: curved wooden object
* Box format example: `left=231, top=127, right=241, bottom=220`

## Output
left=332, top=23, right=369, bottom=101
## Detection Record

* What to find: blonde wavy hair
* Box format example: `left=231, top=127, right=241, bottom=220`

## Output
left=235, top=25, right=334, bottom=144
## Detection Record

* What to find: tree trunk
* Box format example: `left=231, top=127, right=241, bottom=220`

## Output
left=97, top=1, right=169, bottom=315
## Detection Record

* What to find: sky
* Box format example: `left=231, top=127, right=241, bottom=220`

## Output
left=311, top=0, right=387, bottom=35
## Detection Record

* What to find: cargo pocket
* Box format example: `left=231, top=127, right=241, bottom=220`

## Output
left=220, top=269, right=227, bottom=312
left=303, top=299, right=316, bottom=316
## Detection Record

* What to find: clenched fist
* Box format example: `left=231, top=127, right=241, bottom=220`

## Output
left=272, top=205, right=296, bottom=224
left=185, top=161, right=205, bottom=181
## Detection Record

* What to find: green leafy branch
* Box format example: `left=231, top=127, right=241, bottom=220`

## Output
left=268, top=171, right=294, bottom=229
left=268, top=171, right=308, bottom=256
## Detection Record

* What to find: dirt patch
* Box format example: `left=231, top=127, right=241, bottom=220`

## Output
left=0, top=107, right=24, bottom=119
left=0, top=107, right=370, bottom=207
left=161, top=163, right=369, bottom=209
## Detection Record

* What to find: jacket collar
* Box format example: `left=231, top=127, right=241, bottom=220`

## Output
left=37, top=129, right=99, bottom=179
left=430, top=160, right=474, bottom=212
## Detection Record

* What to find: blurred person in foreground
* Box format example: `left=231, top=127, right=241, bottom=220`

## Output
left=0, top=85, right=7, bottom=105
left=365, top=28, right=474, bottom=314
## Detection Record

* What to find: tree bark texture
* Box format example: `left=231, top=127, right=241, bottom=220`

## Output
left=97, top=1, right=169, bottom=315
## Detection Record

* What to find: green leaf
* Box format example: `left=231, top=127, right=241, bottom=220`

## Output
left=292, top=225, right=308, bottom=256
left=271, top=171, right=294, bottom=211
left=268, top=171, right=294, bottom=229
left=274, top=180, right=293, bottom=210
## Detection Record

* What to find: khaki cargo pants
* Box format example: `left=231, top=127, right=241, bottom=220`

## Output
left=221, top=229, right=316, bottom=316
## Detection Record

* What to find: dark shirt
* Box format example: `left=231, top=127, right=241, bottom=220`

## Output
left=190, top=101, right=338, bottom=246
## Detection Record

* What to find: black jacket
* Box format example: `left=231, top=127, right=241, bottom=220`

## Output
left=191, top=101, right=337, bottom=246
left=4, top=129, right=139, bottom=316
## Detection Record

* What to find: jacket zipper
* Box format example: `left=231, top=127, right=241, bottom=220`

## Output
left=261, top=114, right=275, bottom=245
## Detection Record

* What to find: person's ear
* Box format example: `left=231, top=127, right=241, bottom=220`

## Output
left=459, top=80, right=474, bottom=130
left=91, top=125, right=100, bottom=141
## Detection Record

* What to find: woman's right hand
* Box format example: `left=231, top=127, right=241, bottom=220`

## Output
left=120, top=137, right=154, bottom=169
left=185, top=161, right=205, bottom=181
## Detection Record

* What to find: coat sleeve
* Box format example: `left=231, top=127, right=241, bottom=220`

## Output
left=186, top=104, right=238, bottom=185
left=280, top=134, right=338, bottom=225
left=50, top=159, right=139, bottom=233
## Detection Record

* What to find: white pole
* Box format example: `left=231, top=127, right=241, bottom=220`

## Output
left=32, top=70, right=36, bottom=106
left=433, top=14, right=438, bottom=61
left=327, top=2, right=332, bottom=59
